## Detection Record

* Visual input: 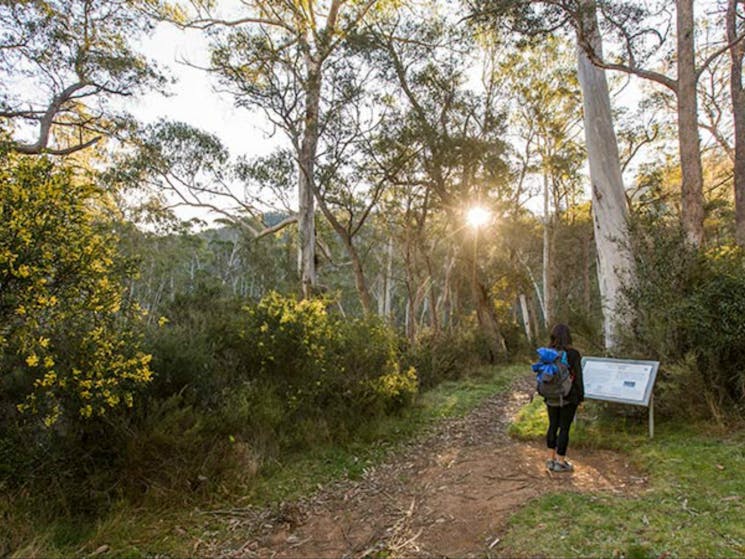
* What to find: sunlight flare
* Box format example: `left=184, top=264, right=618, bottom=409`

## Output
left=466, top=206, right=490, bottom=228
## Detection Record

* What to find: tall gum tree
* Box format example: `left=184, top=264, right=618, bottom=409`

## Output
left=497, top=36, right=584, bottom=329
left=728, top=0, right=745, bottom=246
left=465, top=0, right=637, bottom=350
left=569, top=0, right=745, bottom=247
left=365, top=14, right=510, bottom=357
left=575, top=0, right=635, bottom=350
left=171, top=0, right=391, bottom=298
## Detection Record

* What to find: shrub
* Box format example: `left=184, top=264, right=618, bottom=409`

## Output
left=143, top=288, right=245, bottom=405
left=620, top=225, right=745, bottom=418
left=238, top=294, right=418, bottom=442
left=403, top=323, right=487, bottom=389
left=0, top=150, right=152, bottom=427
left=240, top=291, right=335, bottom=398
left=327, top=315, right=415, bottom=417
left=0, top=290, right=420, bottom=524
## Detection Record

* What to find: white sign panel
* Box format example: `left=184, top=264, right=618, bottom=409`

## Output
left=581, top=357, right=659, bottom=407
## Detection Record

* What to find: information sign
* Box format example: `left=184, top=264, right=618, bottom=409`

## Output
left=581, top=357, right=660, bottom=437
left=582, top=357, right=659, bottom=406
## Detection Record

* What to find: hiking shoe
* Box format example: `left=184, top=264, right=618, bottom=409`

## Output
left=545, top=459, right=556, bottom=470
left=551, top=460, right=574, bottom=472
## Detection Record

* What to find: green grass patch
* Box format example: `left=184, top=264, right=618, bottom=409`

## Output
left=6, top=364, right=522, bottom=558
left=508, top=398, right=648, bottom=452
left=500, top=400, right=745, bottom=558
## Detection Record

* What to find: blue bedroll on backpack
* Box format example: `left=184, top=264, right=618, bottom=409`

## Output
left=532, top=347, right=572, bottom=406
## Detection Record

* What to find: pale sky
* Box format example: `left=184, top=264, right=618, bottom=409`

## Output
left=121, top=20, right=285, bottom=225
left=125, top=22, right=280, bottom=160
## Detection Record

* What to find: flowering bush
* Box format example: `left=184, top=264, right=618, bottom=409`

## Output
left=0, top=149, right=152, bottom=426
left=240, top=292, right=418, bottom=423
left=243, top=291, right=335, bottom=395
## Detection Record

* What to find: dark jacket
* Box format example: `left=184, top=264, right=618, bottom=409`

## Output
left=562, top=346, right=584, bottom=405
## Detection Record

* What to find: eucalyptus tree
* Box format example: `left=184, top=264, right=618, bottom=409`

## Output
left=727, top=0, right=745, bottom=245
left=574, top=0, right=635, bottom=349
left=497, top=36, right=584, bottom=328
left=312, top=66, right=389, bottom=315
left=569, top=0, right=744, bottom=247
left=0, top=0, right=167, bottom=155
left=466, top=0, right=636, bottom=350
left=168, top=0, right=392, bottom=299
left=363, top=13, right=511, bottom=357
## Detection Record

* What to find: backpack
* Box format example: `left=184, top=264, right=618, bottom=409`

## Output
left=532, top=347, right=573, bottom=406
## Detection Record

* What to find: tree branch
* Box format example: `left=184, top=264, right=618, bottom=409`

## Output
left=696, top=32, right=745, bottom=81
left=182, top=16, right=294, bottom=34
left=8, top=81, right=89, bottom=154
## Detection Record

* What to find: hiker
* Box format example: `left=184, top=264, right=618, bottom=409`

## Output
left=542, top=323, right=584, bottom=472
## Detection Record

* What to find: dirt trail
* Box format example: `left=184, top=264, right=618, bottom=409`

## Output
left=201, top=377, right=646, bottom=558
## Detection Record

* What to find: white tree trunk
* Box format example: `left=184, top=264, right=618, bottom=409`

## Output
left=576, top=1, right=636, bottom=351
left=542, top=168, right=551, bottom=327
left=519, top=253, right=546, bottom=328
left=676, top=0, right=705, bottom=247
left=727, top=0, right=745, bottom=246
left=298, top=59, right=322, bottom=298
left=298, top=163, right=316, bottom=297
left=437, top=252, right=456, bottom=328
left=520, top=293, right=533, bottom=343
left=384, top=237, right=394, bottom=317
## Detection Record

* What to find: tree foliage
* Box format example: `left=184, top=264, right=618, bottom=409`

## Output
left=0, top=0, right=168, bottom=155
left=0, top=146, right=152, bottom=426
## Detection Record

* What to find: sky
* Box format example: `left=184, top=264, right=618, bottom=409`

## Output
left=124, top=18, right=554, bottom=223
left=120, top=20, right=286, bottom=225
left=125, top=22, right=279, bottom=160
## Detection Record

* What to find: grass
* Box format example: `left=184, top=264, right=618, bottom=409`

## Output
left=500, top=398, right=745, bottom=558
left=508, top=396, right=648, bottom=451
left=5, top=363, right=523, bottom=558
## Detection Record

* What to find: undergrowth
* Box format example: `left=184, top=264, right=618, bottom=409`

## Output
left=5, top=364, right=522, bottom=558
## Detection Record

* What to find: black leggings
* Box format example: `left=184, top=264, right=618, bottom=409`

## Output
left=546, top=403, right=578, bottom=457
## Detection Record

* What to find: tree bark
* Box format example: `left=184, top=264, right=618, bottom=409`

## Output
left=576, top=1, right=636, bottom=351
left=520, top=293, right=533, bottom=343
left=676, top=0, right=705, bottom=247
left=438, top=252, right=456, bottom=330
left=474, top=279, right=507, bottom=361
left=583, top=230, right=592, bottom=315
left=728, top=0, right=745, bottom=246
left=542, top=168, right=552, bottom=326
left=298, top=60, right=321, bottom=298
left=344, top=236, right=374, bottom=314
left=314, top=189, right=375, bottom=313
left=423, top=251, right=440, bottom=333
left=470, top=229, right=507, bottom=361
left=519, top=253, right=546, bottom=328
left=378, top=236, right=395, bottom=318
left=404, top=234, right=418, bottom=341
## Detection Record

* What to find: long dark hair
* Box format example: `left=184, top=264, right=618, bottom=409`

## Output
left=549, top=323, right=572, bottom=350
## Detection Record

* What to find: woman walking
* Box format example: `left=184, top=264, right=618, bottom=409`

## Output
left=543, top=323, right=584, bottom=472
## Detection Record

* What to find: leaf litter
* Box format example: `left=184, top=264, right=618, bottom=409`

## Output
left=199, top=376, right=645, bottom=558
